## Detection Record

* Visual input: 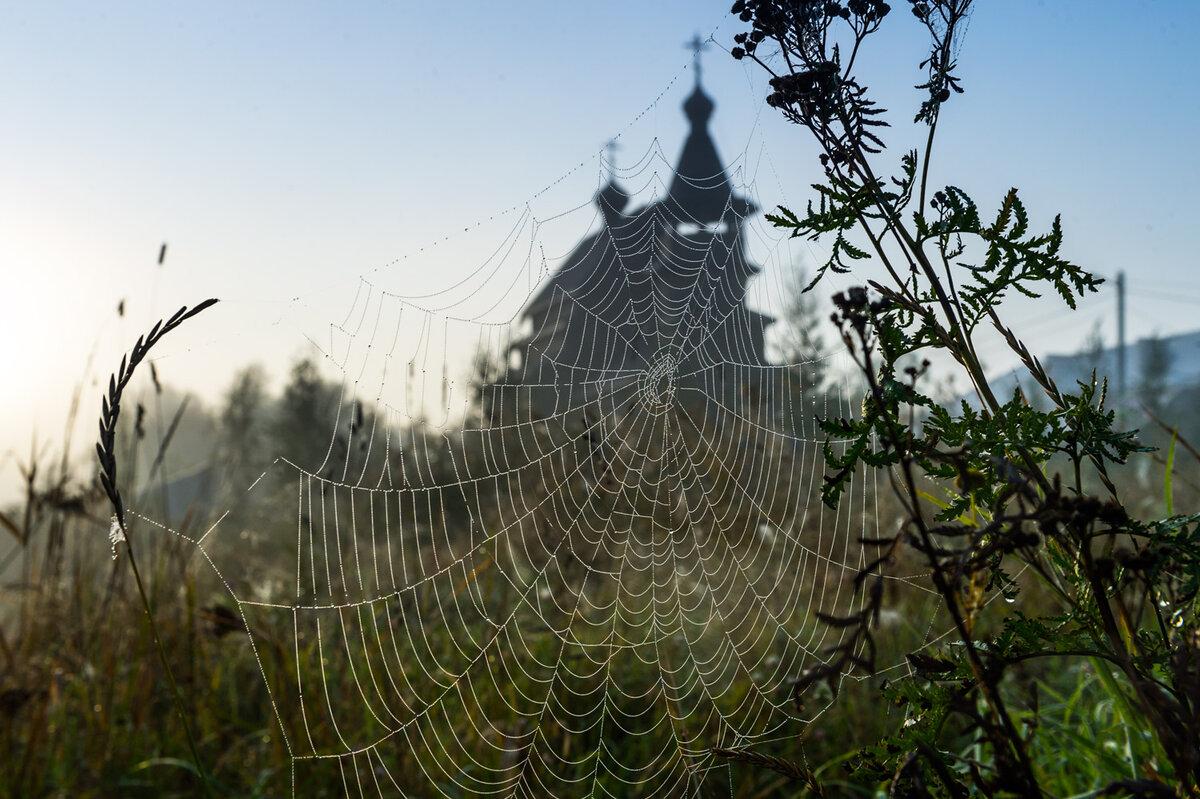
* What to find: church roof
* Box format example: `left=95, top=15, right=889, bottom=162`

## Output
left=514, top=70, right=773, bottom=380
left=525, top=77, right=759, bottom=318
left=665, top=84, right=735, bottom=224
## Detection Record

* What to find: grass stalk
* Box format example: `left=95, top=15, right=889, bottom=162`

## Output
left=95, top=298, right=218, bottom=796
left=119, top=519, right=212, bottom=796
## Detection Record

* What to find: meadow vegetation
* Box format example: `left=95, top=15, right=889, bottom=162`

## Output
left=4, top=2, right=1199, bottom=797
left=2, top=307, right=1198, bottom=797
left=725, top=0, right=1200, bottom=794
left=3, top=360, right=1194, bottom=797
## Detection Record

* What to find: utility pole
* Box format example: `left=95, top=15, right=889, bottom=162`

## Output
left=1116, top=270, right=1126, bottom=407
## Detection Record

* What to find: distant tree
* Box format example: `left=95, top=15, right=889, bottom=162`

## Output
left=1078, top=319, right=1106, bottom=375
left=768, top=267, right=836, bottom=438
left=466, top=347, right=513, bottom=427
left=219, top=364, right=268, bottom=486
left=1138, top=333, right=1172, bottom=418
left=774, top=267, right=828, bottom=393
left=269, top=357, right=397, bottom=485
left=272, top=357, right=343, bottom=475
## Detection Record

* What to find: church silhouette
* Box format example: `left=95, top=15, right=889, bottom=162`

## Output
left=502, top=71, right=773, bottom=424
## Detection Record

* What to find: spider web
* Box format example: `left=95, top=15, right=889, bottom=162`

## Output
left=155, top=59, right=951, bottom=798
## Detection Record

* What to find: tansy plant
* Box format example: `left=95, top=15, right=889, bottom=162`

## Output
left=718, top=1, right=1200, bottom=795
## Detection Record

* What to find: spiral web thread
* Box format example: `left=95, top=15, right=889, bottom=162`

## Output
left=165, top=63, right=953, bottom=798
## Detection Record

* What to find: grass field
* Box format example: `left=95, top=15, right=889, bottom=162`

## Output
left=2, top=366, right=1193, bottom=797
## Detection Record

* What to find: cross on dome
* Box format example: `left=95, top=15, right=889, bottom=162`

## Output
left=603, top=138, right=621, bottom=180
left=684, top=32, right=710, bottom=85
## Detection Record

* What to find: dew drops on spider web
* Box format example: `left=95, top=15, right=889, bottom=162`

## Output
left=163, top=58, right=961, bottom=798
left=107, top=515, right=125, bottom=560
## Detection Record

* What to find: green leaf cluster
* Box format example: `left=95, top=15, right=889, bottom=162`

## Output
left=729, top=0, right=1200, bottom=793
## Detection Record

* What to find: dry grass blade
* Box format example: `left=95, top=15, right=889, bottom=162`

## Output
left=990, top=306, right=1123, bottom=497
left=1141, top=402, right=1200, bottom=467
left=988, top=307, right=1064, bottom=406
left=711, top=747, right=825, bottom=794
left=96, top=299, right=218, bottom=528
left=93, top=297, right=218, bottom=797
left=147, top=395, right=191, bottom=480
left=0, top=510, right=24, bottom=545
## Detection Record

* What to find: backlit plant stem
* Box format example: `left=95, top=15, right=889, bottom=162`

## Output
left=96, top=299, right=218, bottom=796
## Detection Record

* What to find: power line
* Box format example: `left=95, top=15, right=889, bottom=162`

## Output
left=1128, top=288, right=1200, bottom=305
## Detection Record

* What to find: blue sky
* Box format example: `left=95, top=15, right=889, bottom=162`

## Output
left=2, top=1, right=1198, bottom=496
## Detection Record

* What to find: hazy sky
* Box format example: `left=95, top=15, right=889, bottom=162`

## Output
left=2, top=1, right=1198, bottom=498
